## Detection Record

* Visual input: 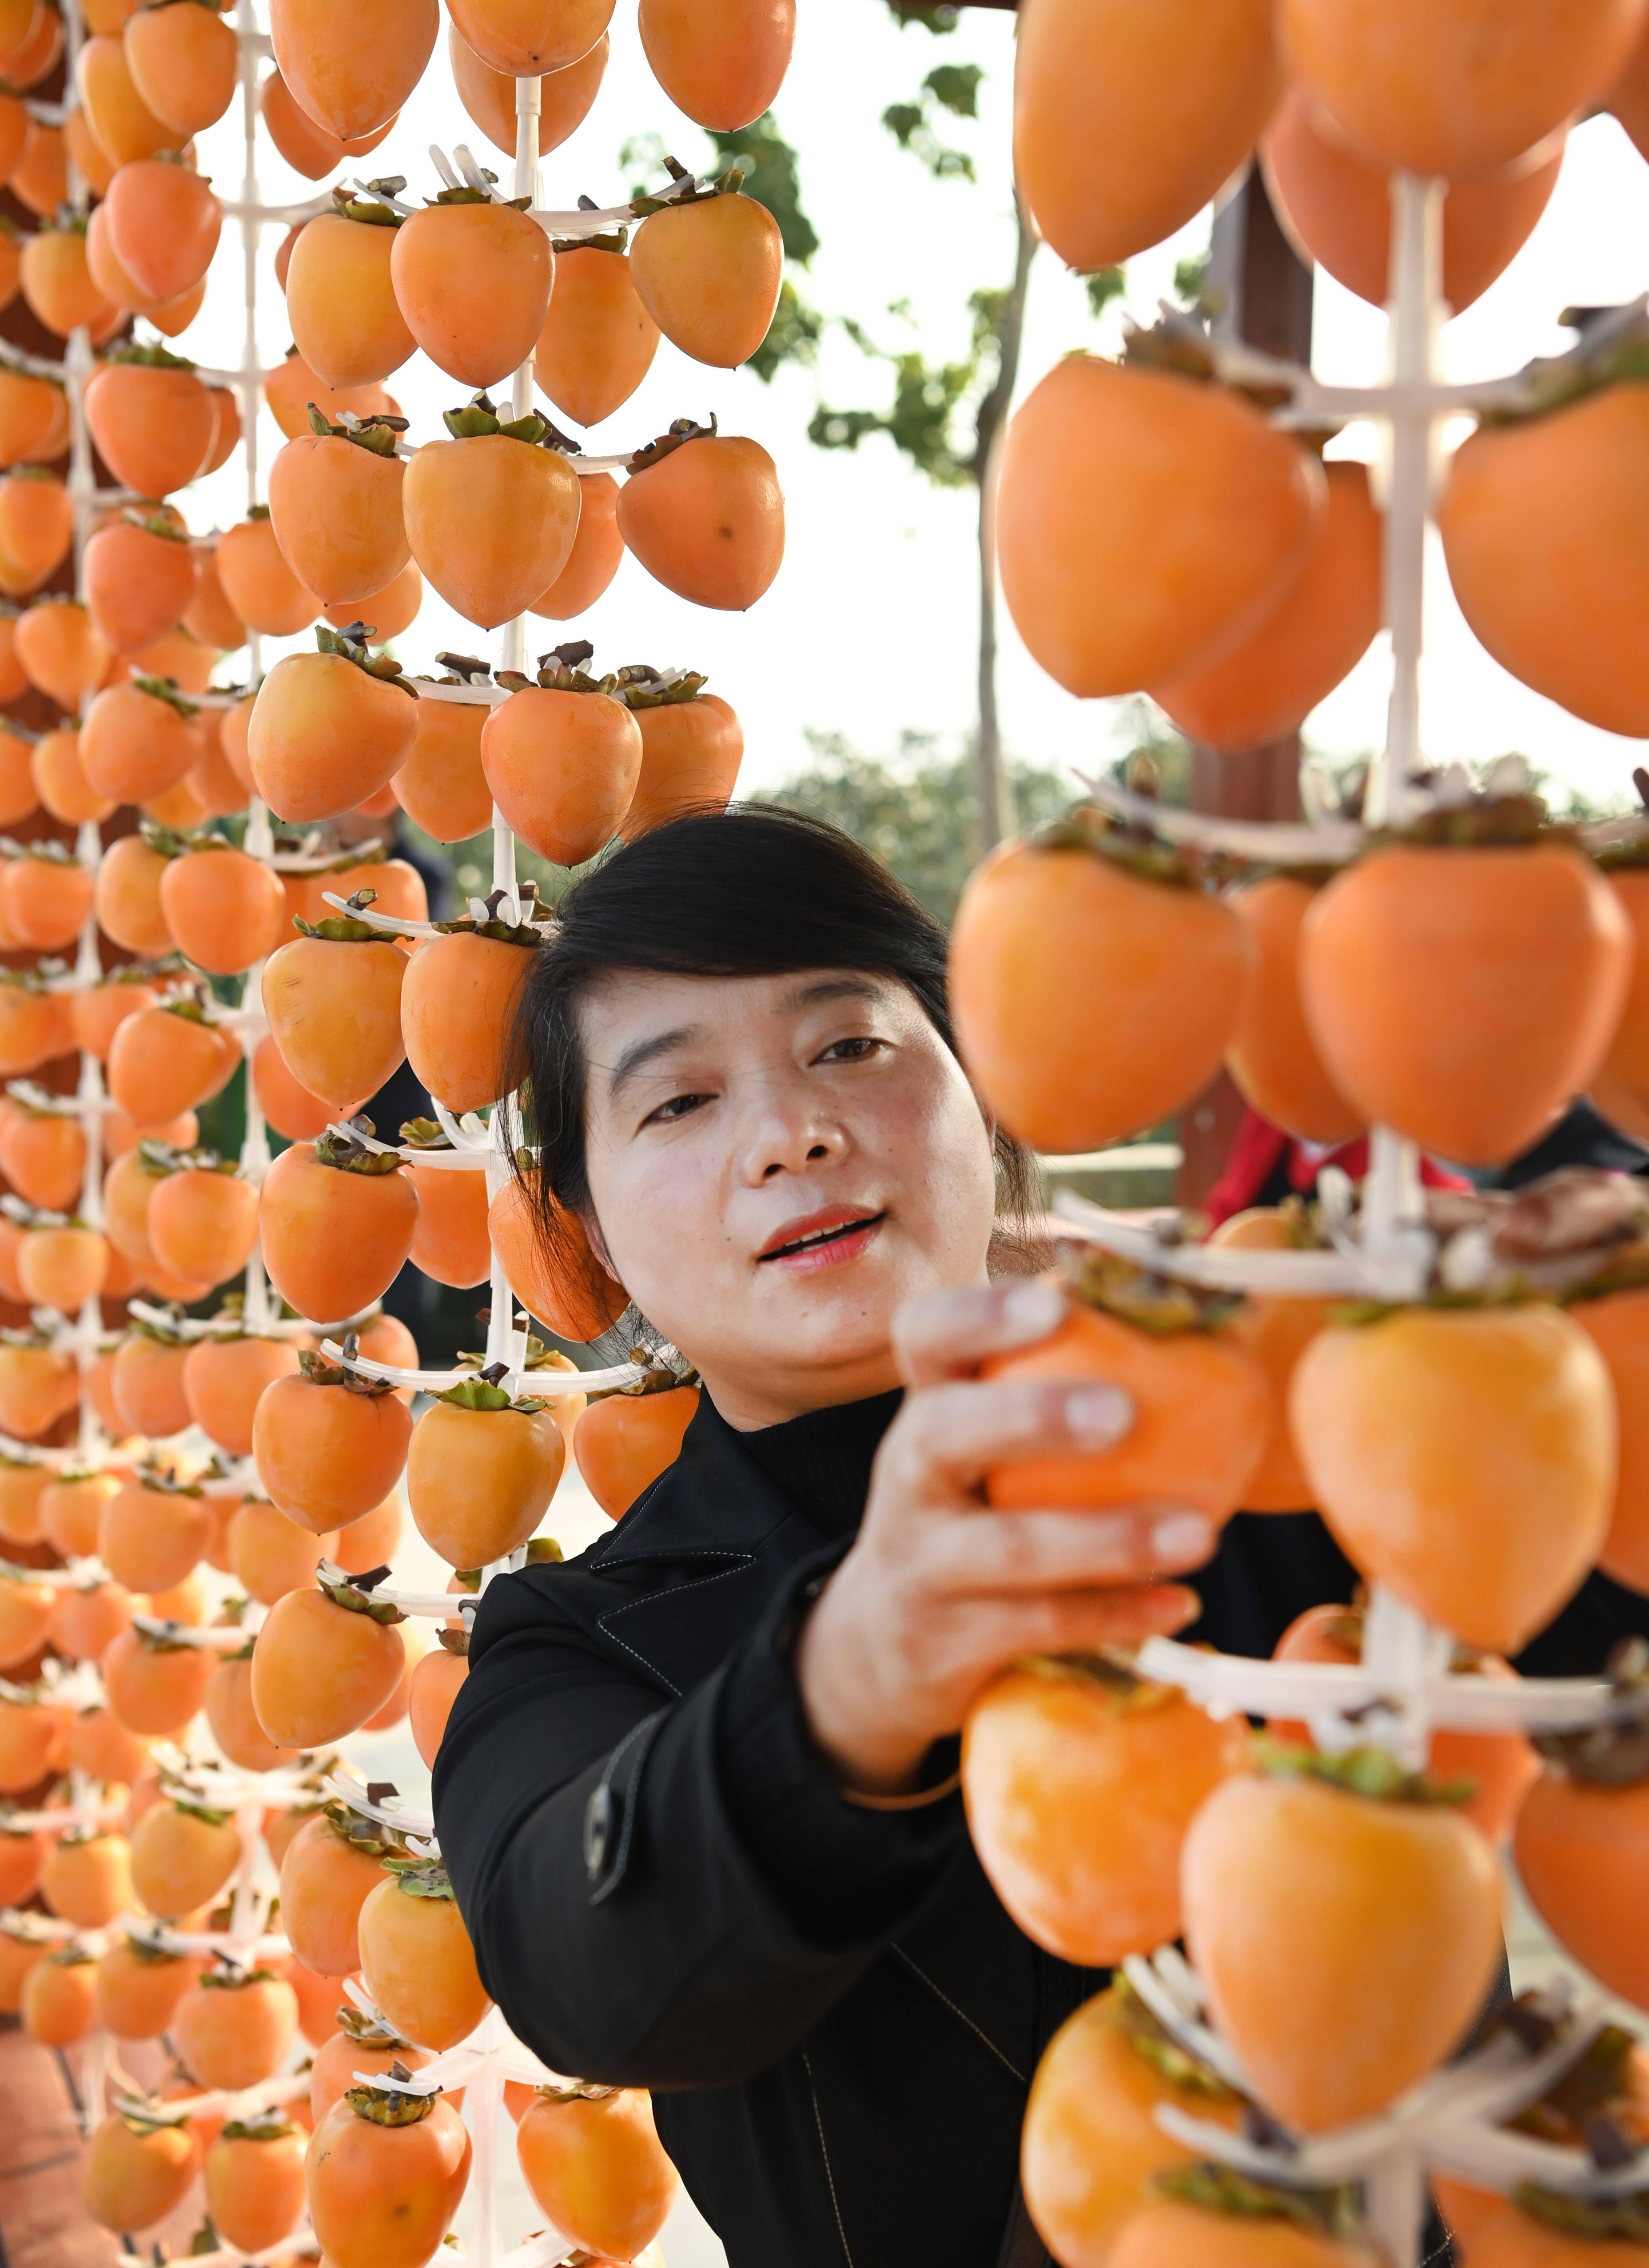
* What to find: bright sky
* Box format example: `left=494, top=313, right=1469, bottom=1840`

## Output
left=177, top=5, right=1649, bottom=819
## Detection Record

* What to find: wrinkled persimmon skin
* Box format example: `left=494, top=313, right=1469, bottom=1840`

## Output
left=280, top=1810, right=389, bottom=1977
left=405, top=433, right=581, bottom=629
left=1516, top=1766, right=1649, bottom=2012
left=1185, top=1773, right=1503, bottom=2134
left=406, top=1160, right=490, bottom=1289
left=306, top=2090, right=472, bottom=2268
left=618, top=432, right=785, bottom=611
left=262, top=934, right=407, bottom=1106
left=392, top=695, right=490, bottom=841
left=408, top=1401, right=565, bottom=1568
left=1022, top=1985, right=1244, bottom=2268
left=1280, top=0, right=1643, bottom=180
left=1224, top=875, right=1365, bottom=1147
left=1441, top=387, right=1649, bottom=739
left=102, top=1628, right=215, bottom=1737
left=963, top=1667, right=1249, bottom=1966
left=575, top=1386, right=699, bottom=1521
left=84, top=363, right=215, bottom=498
left=401, top=930, right=530, bottom=1113
left=357, top=1873, right=492, bottom=2050
left=1292, top=1306, right=1616, bottom=1654
left=631, top=192, right=781, bottom=369
left=267, top=432, right=409, bottom=606
left=174, top=1972, right=299, bottom=2091
left=1207, top=1211, right=1331, bottom=1513
left=248, top=651, right=418, bottom=822
left=130, top=1797, right=242, bottom=1919
left=952, top=843, right=1253, bottom=1153
left=253, top=1586, right=407, bottom=1748
left=638, top=0, right=793, bottom=129
left=621, top=693, right=743, bottom=839
left=183, top=1335, right=301, bottom=1457
left=982, top=1305, right=1271, bottom=1522
left=516, top=2087, right=678, bottom=2260
left=1302, top=842, right=1633, bottom=1166
left=269, top=0, right=437, bottom=140
left=481, top=685, right=641, bottom=865
left=80, top=2112, right=200, bottom=2233
left=534, top=249, right=658, bottom=430
left=391, top=201, right=554, bottom=391
left=253, top=1369, right=414, bottom=1531
left=1014, top=0, right=1281, bottom=271
left=287, top=210, right=414, bottom=389
left=259, top=1143, right=420, bottom=1324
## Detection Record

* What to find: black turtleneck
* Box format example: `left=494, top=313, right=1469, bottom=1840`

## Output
left=723, top=1388, right=904, bottom=1543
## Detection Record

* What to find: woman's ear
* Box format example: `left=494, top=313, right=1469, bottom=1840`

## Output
left=583, top=1207, right=619, bottom=1286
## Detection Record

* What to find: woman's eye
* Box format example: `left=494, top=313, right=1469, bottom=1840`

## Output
left=641, top=1091, right=710, bottom=1128
left=819, top=1035, right=886, bottom=1064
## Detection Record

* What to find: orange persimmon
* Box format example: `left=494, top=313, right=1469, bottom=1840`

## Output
left=617, top=426, right=783, bottom=611
left=267, top=414, right=409, bottom=606
left=480, top=673, right=642, bottom=865
left=1515, top=1756, right=1649, bottom=2012
left=357, top=1859, right=490, bottom=2049
left=534, top=247, right=659, bottom=429
left=124, top=0, right=238, bottom=136
left=575, top=1383, right=698, bottom=1520
left=147, top=1159, right=260, bottom=1285
left=251, top=1581, right=407, bottom=1746
left=174, top=1966, right=299, bottom=2091
left=532, top=469, right=625, bottom=618
left=515, top=2086, right=677, bottom=2261
left=108, top=1000, right=240, bottom=1123
left=268, top=0, right=436, bottom=139
left=252, top=1354, right=415, bottom=1528
left=215, top=509, right=319, bottom=637
left=102, top=1623, right=215, bottom=1736
left=391, top=189, right=554, bottom=392
left=1225, top=874, right=1365, bottom=1146
left=402, top=928, right=533, bottom=1113
left=447, top=0, right=609, bottom=73
left=0, top=467, right=73, bottom=591
left=637, top=0, right=792, bottom=130
left=305, top=2082, right=471, bottom=2268
left=1207, top=1208, right=1332, bottom=1513
left=248, top=627, right=419, bottom=822
left=14, top=594, right=106, bottom=705
left=100, top=1470, right=212, bottom=1593
left=85, top=512, right=198, bottom=655
left=279, top=1804, right=395, bottom=1977
left=258, top=1130, right=419, bottom=1325
left=17, top=1222, right=108, bottom=1309
left=490, top=1171, right=629, bottom=1342
left=258, top=65, right=394, bottom=176
left=286, top=195, right=414, bottom=388
left=450, top=23, right=606, bottom=156
left=81, top=678, right=200, bottom=804
left=84, top=352, right=215, bottom=497
left=227, top=1494, right=335, bottom=1605
left=631, top=188, right=781, bottom=369
left=0, top=1100, right=84, bottom=1209
left=81, top=2109, right=199, bottom=2232
left=103, top=155, right=220, bottom=304
left=391, top=690, right=490, bottom=841
left=159, top=841, right=286, bottom=976
left=408, top=1380, right=565, bottom=1568
left=405, top=1152, right=490, bottom=1288
left=404, top=413, right=580, bottom=629
left=183, top=1335, right=301, bottom=1458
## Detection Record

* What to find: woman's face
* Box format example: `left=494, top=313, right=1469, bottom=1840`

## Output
left=578, top=967, right=1000, bottom=1429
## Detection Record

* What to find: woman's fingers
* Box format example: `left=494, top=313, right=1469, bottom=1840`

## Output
left=893, top=1278, right=1068, bottom=1389
left=878, top=1374, right=1133, bottom=1504
left=951, top=1584, right=1203, bottom=1675
left=926, top=1504, right=1217, bottom=1595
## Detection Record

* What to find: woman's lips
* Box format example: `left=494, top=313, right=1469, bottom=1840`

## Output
left=757, top=1209, right=888, bottom=1274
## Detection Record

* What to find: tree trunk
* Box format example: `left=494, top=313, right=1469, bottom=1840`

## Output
left=972, top=196, right=1038, bottom=851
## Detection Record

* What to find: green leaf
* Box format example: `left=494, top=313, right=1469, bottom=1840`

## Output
left=702, top=114, right=818, bottom=266
left=1085, top=266, right=1127, bottom=319
left=924, top=63, right=982, bottom=118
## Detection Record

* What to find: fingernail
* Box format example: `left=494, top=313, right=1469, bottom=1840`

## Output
left=1067, top=1385, right=1131, bottom=1444
left=1004, top=1280, right=1064, bottom=1334
left=1151, top=1513, right=1214, bottom=1564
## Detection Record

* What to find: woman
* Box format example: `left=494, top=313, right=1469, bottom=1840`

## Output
left=434, top=808, right=1637, bottom=2268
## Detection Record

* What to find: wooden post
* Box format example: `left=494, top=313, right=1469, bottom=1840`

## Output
left=1178, top=168, right=1316, bottom=1208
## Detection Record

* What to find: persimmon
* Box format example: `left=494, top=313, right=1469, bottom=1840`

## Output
left=404, top=400, right=580, bottom=628
left=95, top=1938, right=198, bottom=2040
left=618, top=423, right=784, bottom=611
left=516, top=2085, right=678, bottom=2260
left=104, top=154, right=220, bottom=304
left=1570, top=1282, right=1649, bottom=1591
left=1110, top=2196, right=1377, bottom=2268
left=1515, top=1725, right=1649, bottom=2013
left=1185, top=1753, right=1502, bottom=2131
left=534, top=248, right=658, bottom=432
left=65, top=1702, right=150, bottom=1785
left=1272, top=1605, right=1540, bottom=1842
left=311, top=2009, right=430, bottom=2123
left=639, top=0, right=790, bottom=127
left=1434, top=2177, right=1649, bottom=2265
left=87, top=200, right=159, bottom=314
left=251, top=1032, right=354, bottom=1145
left=77, top=30, right=175, bottom=164
left=1262, top=88, right=1565, bottom=318
left=280, top=1802, right=396, bottom=1978
left=0, top=1336, right=76, bottom=1437
left=0, top=1455, right=48, bottom=1545
left=101, top=1470, right=212, bottom=1593
left=187, top=713, right=252, bottom=819
left=226, top=1495, right=329, bottom=1605
left=488, top=1171, right=623, bottom=1342
left=131, top=1791, right=241, bottom=1917
left=63, top=104, right=117, bottom=198
left=183, top=1336, right=299, bottom=1458
left=963, top=1658, right=1247, bottom=1967
left=93, top=833, right=171, bottom=958
left=952, top=835, right=1251, bottom=1152
left=1154, top=459, right=1382, bottom=752
left=149, top=1158, right=260, bottom=1285
left=105, top=1633, right=214, bottom=1733
left=0, top=1823, right=43, bottom=1905
left=392, top=689, right=490, bottom=841
left=287, top=192, right=414, bottom=388
left=259, top=64, right=394, bottom=175
left=263, top=343, right=399, bottom=441
left=0, top=1213, right=24, bottom=1301
left=1280, top=0, right=1644, bottom=180
left=82, top=676, right=200, bottom=804
left=409, top=1634, right=467, bottom=1769
left=1224, top=876, right=1364, bottom=1147
left=631, top=187, right=781, bottom=372
left=269, top=0, right=436, bottom=138
left=18, top=1222, right=108, bottom=1310
left=392, top=188, right=554, bottom=392
left=182, top=542, right=243, bottom=650
left=451, top=23, right=606, bottom=155
left=203, top=2116, right=307, bottom=2255
left=268, top=410, right=409, bottom=606
left=251, top=1578, right=407, bottom=1747
left=82, top=2108, right=199, bottom=2232
left=327, top=554, right=422, bottom=642
left=249, top=624, right=418, bottom=822
left=300, top=853, right=428, bottom=928
left=0, top=468, right=72, bottom=592
left=104, top=1145, right=166, bottom=1270
left=0, top=1686, right=64, bottom=1789
left=481, top=663, right=643, bottom=864
left=306, top=2079, right=472, bottom=2268
left=449, top=0, right=608, bottom=73
left=1292, top=1304, right=1615, bottom=1653
left=41, top=1829, right=131, bottom=1929
left=0, top=369, right=60, bottom=468
left=1442, top=382, right=1649, bottom=738
left=207, top=1648, right=299, bottom=1773
left=85, top=511, right=197, bottom=655
left=125, top=0, right=237, bottom=134
left=259, top=1134, right=420, bottom=1326
left=111, top=1318, right=195, bottom=1434
left=333, top=1486, right=402, bottom=1573
left=408, top=1374, right=565, bottom=1569
left=217, top=685, right=255, bottom=791
left=2, top=845, right=94, bottom=949
left=0, top=88, right=21, bottom=176
left=402, top=926, right=534, bottom=1112
left=158, top=839, right=286, bottom=976
left=0, top=607, right=26, bottom=703
left=51, top=1577, right=134, bottom=1664
left=14, top=595, right=108, bottom=706
left=0, top=1102, right=84, bottom=1209
left=1204, top=1210, right=1332, bottom=1513
left=405, top=1145, right=489, bottom=1288
left=128, top=622, right=219, bottom=692
left=84, top=349, right=216, bottom=497
left=17, top=217, right=114, bottom=342
left=215, top=507, right=319, bottom=637
left=0, top=1918, right=46, bottom=2011
left=40, top=1469, right=117, bottom=1558
left=110, top=999, right=240, bottom=1124
left=1302, top=838, right=1631, bottom=1165
left=0, top=979, right=61, bottom=1080
left=1001, top=355, right=1321, bottom=697
left=358, top=1856, right=490, bottom=2049
left=174, top=1965, right=300, bottom=2090
left=6, top=1, right=64, bottom=90
left=533, top=469, right=625, bottom=621
left=576, top=1382, right=699, bottom=1518
left=22, top=1944, right=98, bottom=2045
left=0, top=1572, right=52, bottom=1669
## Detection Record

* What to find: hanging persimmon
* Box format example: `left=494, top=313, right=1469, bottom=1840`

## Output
left=263, top=344, right=400, bottom=442
left=532, top=470, right=625, bottom=619
left=617, top=419, right=784, bottom=610
left=327, top=555, right=422, bottom=641
left=535, top=246, right=659, bottom=431
left=490, top=1171, right=629, bottom=1344
left=480, top=645, right=643, bottom=866
left=391, top=679, right=491, bottom=842
left=94, top=832, right=173, bottom=957
left=251, top=1573, right=409, bottom=1746
left=174, top=1965, right=300, bottom=2091
left=0, top=469, right=73, bottom=595
left=617, top=667, right=742, bottom=837
left=407, top=1370, right=564, bottom=1568
left=268, top=0, right=437, bottom=139
left=107, top=996, right=241, bottom=1123
left=575, top=1374, right=699, bottom=1518
left=1569, top=1269, right=1649, bottom=1594
left=248, top=622, right=417, bottom=820
left=400, top=914, right=539, bottom=1113
left=81, top=2110, right=199, bottom=2233
left=157, top=831, right=287, bottom=974
left=267, top=407, right=409, bottom=607
left=95, top=1937, right=198, bottom=2040
left=258, top=64, right=394, bottom=176
left=1, top=841, right=94, bottom=950
left=637, top=0, right=793, bottom=130
left=401, top=1126, right=490, bottom=1288
left=1224, top=874, right=1366, bottom=1146
left=450, top=23, right=606, bottom=156
left=102, top=1622, right=215, bottom=1737
left=17, top=1221, right=108, bottom=1310
left=19, top=214, right=113, bottom=340
left=76, top=30, right=179, bottom=165
left=259, top=1128, right=420, bottom=1325
left=205, top=2116, right=307, bottom=2257
left=215, top=507, right=319, bottom=638
left=630, top=182, right=782, bottom=369
left=84, top=345, right=216, bottom=497
left=305, top=2076, right=472, bottom=2268
left=262, top=892, right=409, bottom=1104
left=85, top=508, right=199, bottom=655
left=124, top=0, right=238, bottom=136
left=81, top=676, right=201, bottom=804
left=391, top=182, right=554, bottom=392
left=286, top=186, right=415, bottom=389
left=404, top=395, right=581, bottom=629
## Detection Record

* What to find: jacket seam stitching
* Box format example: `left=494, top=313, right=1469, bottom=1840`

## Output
left=597, top=1560, right=761, bottom=1694
left=892, top=1946, right=1028, bottom=2085
left=802, top=2048, right=856, bottom=2268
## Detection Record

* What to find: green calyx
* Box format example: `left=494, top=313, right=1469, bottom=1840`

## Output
left=317, top=1569, right=406, bottom=1626
left=118, top=2102, right=192, bottom=2136
left=314, top=621, right=418, bottom=696
left=322, top=1798, right=401, bottom=1861
left=1152, top=2164, right=1364, bottom=2243
left=131, top=674, right=200, bottom=720
left=397, top=1117, right=453, bottom=1150
left=297, top=1340, right=401, bottom=1398
left=613, top=663, right=708, bottom=710
left=629, top=159, right=748, bottom=221
left=1017, top=1651, right=1187, bottom=1720
left=11, top=837, right=77, bottom=867
left=103, top=341, right=196, bottom=371
left=382, top=1854, right=454, bottom=1901
left=336, top=2002, right=410, bottom=2046
left=305, top=403, right=409, bottom=456
left=131, top=1461, right=205, bottom=1499
left=1513, top=2186, right=1649, bottom=2242
left=198, top=1964, right=275, bottom=1992
left=628, top=414, right=717, bottom=476
left=122, top=506, right=188, bottom=542
left=331, top=182, right=405, bottom=228
left=495, top=637, right=608, bottom=697
left=294, top=886, right=395, bottom=943
left=588, top=1352, right=699, bottom=1405
left=346, top=2076, right=435, bottom=2127
left=453, top=1535, right=562, bottom=1589
left=134, top=1622, right=198, bottom=1657
left=127, top=1306, right=189, bottom=1346
left=441, top=391, right=570, bottom=447
left=219, top=2113, right=296, bottom=2143
left=1063, top=1246, right=1243, bottom=1337
left=431, top=881, right=554, bottom=948
left=1256, top=1738, right=1476, bottom=1808
left=1032, top=801, right=1223, bottom=894
left=437, top=1363, right=548, bottom=1416
left=428, top=176, right=532, bottom=212
left=120, top=1933, right=191, bottom=1967
left=315, top=1121, right=406, bottom=1178
left=1108, top=1977, right=1241, bottom=2102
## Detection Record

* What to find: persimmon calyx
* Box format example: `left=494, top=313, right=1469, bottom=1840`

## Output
left=303, top=403, right=410, bottom=455
left=429, top=650, right=493, bottom=687
left=381, top=1854, right=455, bottom=1901
left=438, top=1626, right=469, bottom=1659
left=588, top=1350, right=701, bottom=1404
left=312, top=621, right=419, bottom=696
left=199, top=1961, right=276, bottom=1992
left=346, top=2075, right=438, bottom=2127
left=440, top=392, right=576, bottom=450
left=614, top=664, right=709, bottom=711
left=451, top=1535, right=564, bottom=1589
left=630, top=158, right=750, bottom=220
left=121, top=507, right=189, bottom=543
left=1256, top=1739, right=1476, bottom=1808
left=316, top=1567, right=406, bottom=1625
left=219, top=2113, right=297, bottom=2144
left=294, top=889, right=398, bottom=943
left=2, top=834, right=78, bottom=868
left=102, top=342, right=197, bottom=372
left=1015, top=1651, right=1186, bottom=1719
left=628, top=415, right=719, bottom=476
left=320, top=1796, right=404, bottom=1862
left=1063, top=1246, right=1243, bottom=1338
left=430, top=882, right=554, bottom=947
left=1152, top=2164, right=1365, bottom=2242
left=436, top=1365, right=548, bottom=1417
left=114, top=2103, right=191, bottom=2140
left=331, top=184, right=405, bottom=229
left=1534, top=1637, right=1649, bottom=1786
left=1514, top=2185, right=1649, bottom=2241
left=298, top=1345, right=402, bottom=1401
left=1479, top=304, right=1649, bottom=433
left=534, top=2079, right=621, bottom=2105
left=1035, top=801, right=1228, bottom=893
left=131, top=674, right=201, bottom=720
left=133, top=1621, right=198, bottom=1656
left=427, top=176, right=533, bottom=214
left=397, top=1117, right=455, bottom=1151
left=130, top=1461, right=206, bottom=1497
left=314, top=1119, right=408, bottom=1179
left=336, top=2002, right=411, bottom=2047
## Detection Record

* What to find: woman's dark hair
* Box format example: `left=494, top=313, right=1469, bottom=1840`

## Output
left=505, top=806, right=1037, bottom=1330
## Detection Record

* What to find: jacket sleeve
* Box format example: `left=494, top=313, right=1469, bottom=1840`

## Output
left=432, top=1555, right=964, bottom=2091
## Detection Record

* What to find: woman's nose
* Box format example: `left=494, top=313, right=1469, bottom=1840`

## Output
left=738, top=1102, right=849, bottom=1183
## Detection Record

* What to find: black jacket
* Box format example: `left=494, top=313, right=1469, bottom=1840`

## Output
left=433, top=1390, right=1648, bottom=2268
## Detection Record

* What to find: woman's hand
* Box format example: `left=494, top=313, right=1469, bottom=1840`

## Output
left=795, top=1278, right=1215, bottom=1796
